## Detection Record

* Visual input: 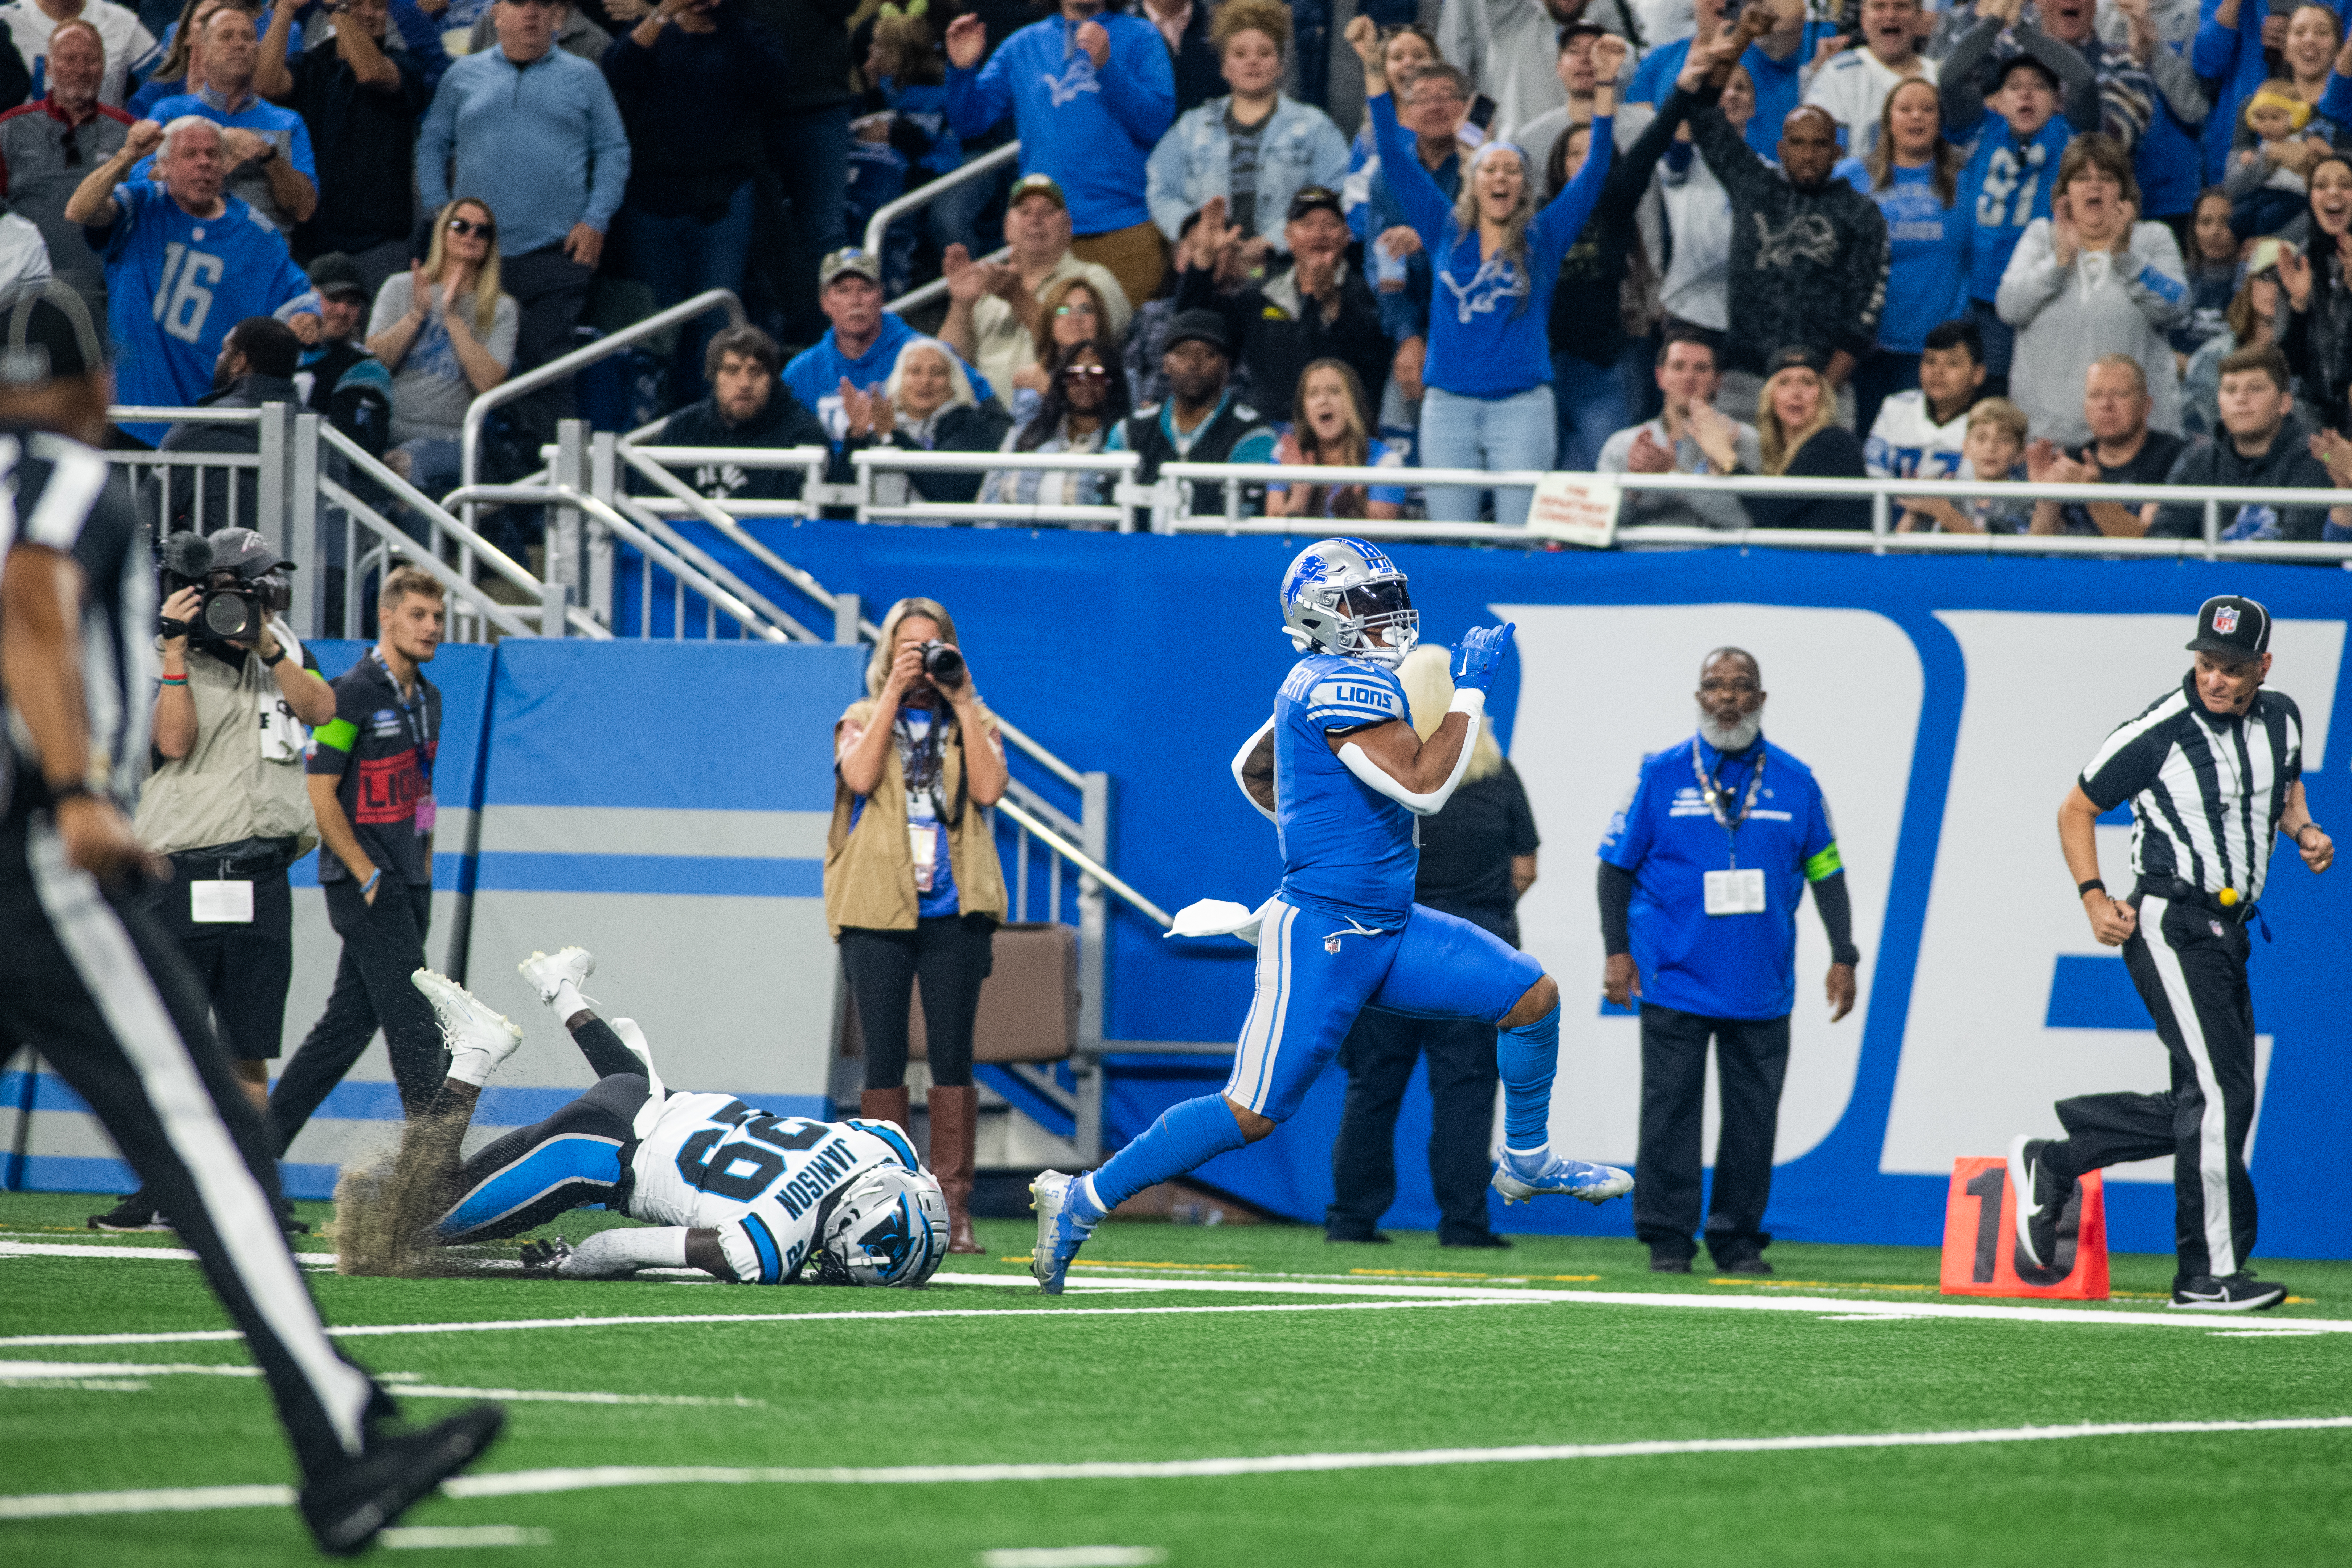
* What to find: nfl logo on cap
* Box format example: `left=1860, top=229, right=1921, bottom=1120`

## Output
left=2214, top=606, right=2240, bottom=635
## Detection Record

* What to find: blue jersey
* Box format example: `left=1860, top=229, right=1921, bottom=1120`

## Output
left=1597, top=734, right=1841, bottom=1021
left=1953, top=110, right=2072, bottom=304
left=1271, top=652, right=1416, bottom=928
left=94, top=182, right=314, bottom=427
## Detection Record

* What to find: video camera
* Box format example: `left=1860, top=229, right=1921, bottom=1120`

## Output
left=159, top=528, right=292, bottom=646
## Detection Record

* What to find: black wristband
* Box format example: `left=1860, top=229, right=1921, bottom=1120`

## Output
left=46, top=781, right=94, bottom=806
left=2077, top=877, right=2105, bottom=898
left=2296, top=822, right=2324, bottom=844
left=261, top=643, right=287, bottom=667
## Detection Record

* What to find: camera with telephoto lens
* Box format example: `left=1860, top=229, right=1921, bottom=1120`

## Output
left=921, top=639, right=965, bottom=687
left=158, top=528, right=292, bottom=647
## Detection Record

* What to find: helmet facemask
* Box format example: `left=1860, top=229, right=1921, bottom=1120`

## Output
left=1339, top=581, right=1418, bottom=668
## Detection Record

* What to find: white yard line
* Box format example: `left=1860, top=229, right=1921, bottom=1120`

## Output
left=5, top=1416, right=2349, bottom=1521
left=0, top=1360, right=758, bottom=1406
left=6, top=1242, right=2347, bottom=1341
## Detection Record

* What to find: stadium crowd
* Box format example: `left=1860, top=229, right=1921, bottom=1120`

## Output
left=0, top=0, right=2347, bottom=538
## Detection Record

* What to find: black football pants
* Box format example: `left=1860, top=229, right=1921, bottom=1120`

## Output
left=2044, top=892, right=2260, bottom=1282
left=1325, top=1008, right=1501, bottom=1244
left=0, top=812, right=378, bottom=1483
left=1633, top=1003, right=1791, bottom=1264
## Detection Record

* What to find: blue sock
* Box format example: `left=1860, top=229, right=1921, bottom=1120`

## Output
left=1079, top=1095, right=1249, bottom=1221
left=1498, top=1003, right=1560, bottom=1150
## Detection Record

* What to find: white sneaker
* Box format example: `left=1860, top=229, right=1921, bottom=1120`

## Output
left=411, top=969, right=523, bottom=1086
left=517, top=946, right=595, bottom=1008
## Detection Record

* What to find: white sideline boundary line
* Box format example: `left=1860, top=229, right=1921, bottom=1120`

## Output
left=0, top=1361, right=758, bottom=1406
left=5, top=1417, right=2350, bottom=1520
left=6, top=1242, right=2350, bottom=1341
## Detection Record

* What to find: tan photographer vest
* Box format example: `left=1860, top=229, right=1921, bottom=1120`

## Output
left=824, top=697, right=1007, bottom=938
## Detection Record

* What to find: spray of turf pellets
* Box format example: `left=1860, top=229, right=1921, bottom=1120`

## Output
left=331, top=1106, right=475, bottom=1277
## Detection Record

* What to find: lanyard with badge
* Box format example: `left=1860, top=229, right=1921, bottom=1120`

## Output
left=375, top=648, right=436, bottom=836
left=894, top=707, right=947, bottom=893
left=1692, top=737, right=1768, bottom=916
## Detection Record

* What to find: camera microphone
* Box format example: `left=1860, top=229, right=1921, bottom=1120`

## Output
left=161, top=530, right=213, bottom=582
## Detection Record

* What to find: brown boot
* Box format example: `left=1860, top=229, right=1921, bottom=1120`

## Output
left=928, top=1084, right=984, bottom=1254
left=859, top=1086, right=911, bottom=1137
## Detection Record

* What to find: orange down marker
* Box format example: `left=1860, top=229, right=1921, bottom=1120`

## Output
left=1938, top=1156, right=2109, bottom=1300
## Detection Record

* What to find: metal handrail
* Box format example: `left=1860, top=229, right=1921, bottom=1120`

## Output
left=108, top=406, right=262, bottom=424
left=316, top=424, right=548, bottom=598
left=864, top=139, right=1023, bottom=263
left=316, top=475, right=537, bottom=638
left=604, top=489, right=818, bottom=641
left=617, top=441, right=844, bottom=620
left=997, top=797, right=1172, bottom=928
left=886, top=247, right=1011, bottom=316
left=857, top=449, right=1142, bottom=475
left=444, top=482, right=787, bottom=643
left=459, top=287, right=747, bottom=499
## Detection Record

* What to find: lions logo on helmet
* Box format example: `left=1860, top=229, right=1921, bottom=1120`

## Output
left=1280, top=538, right=1418, bottom=668
left=815, top=1164, right=950, bottom=1287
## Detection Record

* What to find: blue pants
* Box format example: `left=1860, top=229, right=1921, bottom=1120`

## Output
left=1552, top=350, right=1629, bottom=472
left=1224, top=899, right=1543, bottom=1123
left=1419, top=384, right=1556, bottom=526
left=622, top=181, right=758, bottom=404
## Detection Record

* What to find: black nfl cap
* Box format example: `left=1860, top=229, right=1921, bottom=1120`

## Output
left=2186, top=594, right=2271, bottom=661
left=1164, top=308, right=1230, bottom=356
left=1286, top=184, right=1344, bottom=224
left=1993, top=53, right=2062, bottom=94
left=0, top=282, right=106, bottom=386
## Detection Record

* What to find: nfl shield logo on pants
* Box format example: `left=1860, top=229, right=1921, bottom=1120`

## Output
left=1325, top=935, right=1343, bottom=954
left=2214, top=606, right=2241, bottom=634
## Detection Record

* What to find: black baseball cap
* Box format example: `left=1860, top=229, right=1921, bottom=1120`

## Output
left=1557, top=20, right=1606, bottom=47
left=1763, top=343, right=1828, bottom=378
left=1994, top=53, right=2062, bottom=94
left=306, top=252, right=369, bottom=303
left=1286, top=185, right=1344, bottom=224
left=1164, top=308, right=1229, bottom=356
left=2186, top=595, right=2270, bottom=661
left=0, top=283, right=106, bottom=386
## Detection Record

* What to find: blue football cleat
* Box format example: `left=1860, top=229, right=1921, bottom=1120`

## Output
left=1491, top=1149, right=1634, bottom=1206
left=1029, top=1170, right=1096, bottom=1294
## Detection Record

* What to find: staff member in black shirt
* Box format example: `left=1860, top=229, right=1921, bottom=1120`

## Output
left=1325, top=644, right=1536, bottom=1249
left=267, top=565, right=450, bottom=1153
left=2014, top=596, right=2332, bottom=1312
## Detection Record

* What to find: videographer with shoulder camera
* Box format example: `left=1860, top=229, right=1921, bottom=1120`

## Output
left=89, top=527, right=333, bottom=1233
left=825, top=595, right=1008, bottom=1257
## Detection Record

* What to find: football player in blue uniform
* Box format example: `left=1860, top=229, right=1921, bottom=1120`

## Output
left=1028, top=538, right=1629, bottom=1292
left=352, top=947, right=948, bottom=1289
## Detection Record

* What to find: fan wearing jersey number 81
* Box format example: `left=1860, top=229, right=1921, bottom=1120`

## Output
left=341, top=948, right=948, bottom=1288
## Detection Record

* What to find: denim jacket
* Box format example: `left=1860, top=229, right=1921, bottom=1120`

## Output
left=1146, top=94, right=1351, bottom=250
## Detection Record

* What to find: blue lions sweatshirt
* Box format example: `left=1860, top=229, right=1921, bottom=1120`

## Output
left=1368, top=93, right=1611, bottom=401
left=946, top=12, right=1175, bottom=234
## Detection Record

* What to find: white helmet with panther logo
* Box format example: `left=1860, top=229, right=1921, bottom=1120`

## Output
left=816, top=1164, right=950, bottom=1287
left=1279, top=537, right=1418, bottom=668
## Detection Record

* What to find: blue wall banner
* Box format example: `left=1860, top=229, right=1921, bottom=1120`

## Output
left=650, top=520, right=2352, bottom=1260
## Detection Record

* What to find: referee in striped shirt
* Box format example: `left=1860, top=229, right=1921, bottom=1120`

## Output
left=0, top=286, right=500, bottom=1549
left=2011, top=595, right=2332, bottom=1312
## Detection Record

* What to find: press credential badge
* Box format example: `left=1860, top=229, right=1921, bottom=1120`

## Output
left=1703, top=868, right=1767, bottom=916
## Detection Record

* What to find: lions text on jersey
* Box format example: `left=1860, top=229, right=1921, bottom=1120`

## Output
left=95, top=182, right=315, bottom=423
left=1275, top=652, right=1418, bottom=928
left=629, top=1095, right=921, bottom=1284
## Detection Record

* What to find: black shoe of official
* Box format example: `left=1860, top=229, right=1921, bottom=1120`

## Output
left=2168, top=1273, right=2289, bottom=1312
left=278, top=1197, right=311, bottom=1236
left=1324, top=1229, right=1391, bottom=1245
left=1441, top=1232, right=1512, bottom=1249
left=299, top=1403, right=505, bottom=1556
left=1711, top=1252, right=1774, bottom=1275
left=2008, top=1135, right=2073, bottom=1270
left=87, top=1198, right=169, bottom=1232
left=1649, top=1253, right=1693, bottom=1274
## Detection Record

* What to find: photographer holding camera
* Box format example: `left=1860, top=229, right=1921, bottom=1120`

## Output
left=825, top=596, right=1008, bottom=1256
left=89, top=527, right=333, bottom=1233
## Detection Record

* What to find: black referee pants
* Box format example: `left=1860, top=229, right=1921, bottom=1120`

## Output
left=269, top=878, right=445, bottom=1155
left=1325, top=1009, right=1502, bottom=1245
left=1633, top=1004, right=1790, bottom=1264
left=0, top=812, right=378, bottom=1482
left=2045, top=892, right=2260, bottom=1282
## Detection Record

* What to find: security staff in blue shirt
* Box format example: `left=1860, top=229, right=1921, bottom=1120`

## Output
left=1597, top=647, right=1860, bottom=1275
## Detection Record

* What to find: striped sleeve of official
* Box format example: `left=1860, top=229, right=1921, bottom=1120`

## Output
left=1805, top=843, right=1843, bottom=882
left=19, top=444, right=107, bottom=551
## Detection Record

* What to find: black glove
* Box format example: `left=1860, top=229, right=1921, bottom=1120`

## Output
left=159, top=613, right=192, bottom=642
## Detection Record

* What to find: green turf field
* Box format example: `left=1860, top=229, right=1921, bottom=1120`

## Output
left=3, top=1189, right=2348, bottom=1566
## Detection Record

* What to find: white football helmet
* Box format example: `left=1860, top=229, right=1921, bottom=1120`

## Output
left=816, top=1164, right=950, bottom=1287
left=1279, top=537, right=1418, bottom=668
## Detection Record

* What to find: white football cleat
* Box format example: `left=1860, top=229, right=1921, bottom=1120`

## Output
left=517, top=946, right=596, bottom=1009
left=411, top=969, right=523, bottom=1086
left=1491, top=1148, right=1634, bottom=1206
